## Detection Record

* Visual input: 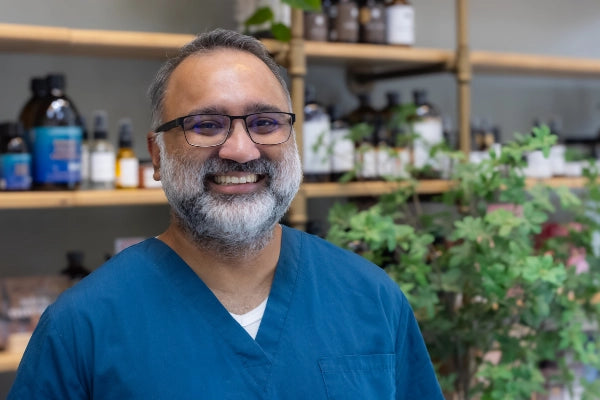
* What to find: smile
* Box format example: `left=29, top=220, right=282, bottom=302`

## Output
left=212, top=174, right=260, bottom=185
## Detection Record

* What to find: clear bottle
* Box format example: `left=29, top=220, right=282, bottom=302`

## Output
left=347, top=93, right=379, bottom=180
left=385, top=0, right=415, bottom=46
left=333, top=0, right=359, bottom=43
left=359, top=0, right=386, bottom=44
left=411, top=89, right=443, bottom=175
left=303, top=86, right=332, bottom=182
left=89, top=110, right=116, bottom=190
left=378, top=91, right=410, bottom=179
left=328, top=104, right=354, bottom=181
left=31, top=73, right=83, bottom=190
left=0, top=122, right=32, bottom=191
left=115, top=118, right=139, bottom=189
left=78, top=115, right=91, bottom=190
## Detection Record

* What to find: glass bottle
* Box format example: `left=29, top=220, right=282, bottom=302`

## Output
left=328, top=104, right=354, bottom=181
left=115, top=118, right=139, bottom=189
left=378, top=91, right=410, bottom=178
left=31, top=73, right=83, bottom=190
left=385, top=0, right=415, bottom=46
left=411, top=89, right=443, bottom=175
left=304, top=5, right=329, bottom=41
left=333, top=0, right=359, bottom=43
left=359, top=0, right=386, bottom=44
left=0, top=122, right=32, bottom=191
left=89, top=110, right=116, bottom=190
left=19, top=77, right=48, bottom=132
left=347, top=93, right=379, bottom=180
left=303, top=86, right=332, bottom=182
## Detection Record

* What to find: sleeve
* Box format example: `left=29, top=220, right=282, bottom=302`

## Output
left=395, top=297, right=445, bottom=400
left=7, top=305, right=88, bottom=400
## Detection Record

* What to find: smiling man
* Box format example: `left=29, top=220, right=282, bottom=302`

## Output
left=9, top=29, right=444, bottom=399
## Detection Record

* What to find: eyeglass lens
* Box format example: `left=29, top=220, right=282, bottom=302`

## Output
left=182, top=112, right=293, bottom=146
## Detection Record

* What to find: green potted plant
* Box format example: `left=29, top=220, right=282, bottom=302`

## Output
left=326, top=125, right=600, bottom=399
left=243, top=0, right=321, bottom=42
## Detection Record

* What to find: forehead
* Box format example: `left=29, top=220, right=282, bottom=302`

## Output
left=163, top=49, right=289, bottom=118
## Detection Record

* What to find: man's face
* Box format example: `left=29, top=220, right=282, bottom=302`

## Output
left=152, top=49, right=302, bottom=254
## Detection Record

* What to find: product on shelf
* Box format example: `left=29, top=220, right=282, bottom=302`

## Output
left=31, top=73, right=83, bottom=190
left=138, top=159, right=162, bottom=189
left=60, top=250, right=91, bottom=283
left=347, top=92, right=380, bottom=180
left=378, top=91, right=410, bottom=178
left=328, top=104, right=354, bottom=180
left=0, top=121, right=32, bottom=191
left=303, top=86, right=332, bottom=182
left=18, top=77, right=48, bottom=132
left=304, top=7, right=329, bottom=41
left=331, top=0, right=360, bottom=43
left=359, top=0, right=386, bottom=44
left=89, top=110, right=116, bottom=190
left=115, top=118, right=139, bottom=189
left=385, top=0, right=415, bottom=46
left=410, top=89, right=443, bottom=175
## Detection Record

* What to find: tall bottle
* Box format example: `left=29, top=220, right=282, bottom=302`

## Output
left=347, top=93, right=379, bottom=180
left=328, top=104, right=354, bottom=181
left=89, top=110, right=116, bottom=190
left=411, top=89, right=443, bottom=174
left=0, top=122, right=32, bottom=191
left=115, top=118, right=139, bottom=189
left=31, top=73, right=83, bottom=190
left=304, top=3, right=329, bottom=41
left=385, top=0, right=415, bottom=46
left=359, top=0, right=386, bottom=44
left=378, top=91, right=410, bottom=178
left=19, top=77, right=48, bottom=132
left=332, top=0, right=359, bottom=43
left=303, top=87, right=332, bottom=182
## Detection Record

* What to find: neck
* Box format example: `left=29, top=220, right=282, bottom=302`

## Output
left=158, top=222, right=282, bottom=314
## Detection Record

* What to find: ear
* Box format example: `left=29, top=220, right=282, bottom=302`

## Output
left=147, top=131, right=161, bottom=181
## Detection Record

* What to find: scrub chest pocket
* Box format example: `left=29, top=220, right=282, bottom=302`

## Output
left=318, top=354, right=395, bottom=400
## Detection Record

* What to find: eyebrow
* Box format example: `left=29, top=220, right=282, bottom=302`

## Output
left=186, top=102, right=285, bottom=116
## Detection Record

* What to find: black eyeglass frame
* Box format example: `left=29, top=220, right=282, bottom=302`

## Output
left=154, top=111, right=296, bottom=148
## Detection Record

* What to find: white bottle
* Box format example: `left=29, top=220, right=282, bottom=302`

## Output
left=89, top=110, right=116, bottom=190
left=386, top=0, right=415, bottom=46
left=303, top=88, right=332, bottom=182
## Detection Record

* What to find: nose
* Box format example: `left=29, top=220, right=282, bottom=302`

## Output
left=217, top=119, right=261, bottom=163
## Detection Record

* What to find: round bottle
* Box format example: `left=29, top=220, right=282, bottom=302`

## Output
left=31, top=74, right=83, bottom=190
left=359, top=0, right=386, bottom=44
left=386, top=0, right=415, bottom=46
left=115, top=118, right=139, bottom=189
left=89, top=110, right=116, bottom=190
left=0, top=122, right=32, bottom=191
left=19, top=77, right=48, bottom=131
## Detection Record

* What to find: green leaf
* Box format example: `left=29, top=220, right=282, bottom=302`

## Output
left=244, top=7, right=274, bottom=27
left=271, top=22, right=291, bottom=42
left=281, top=0, right=321, bottom=12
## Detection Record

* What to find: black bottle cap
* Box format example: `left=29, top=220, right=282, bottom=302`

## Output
left=0, top=121, right=25, bottom=138
left=92, top=110, right=109, bottom=140
left=118, top=118, right=134, bottom=148
left=46, top=73, right=66, bottom=91
left=31, top=77, right=48, bottom=97
left=412, top=89, right=427, bottom=105
left=386, top=91, right=402, bottom=107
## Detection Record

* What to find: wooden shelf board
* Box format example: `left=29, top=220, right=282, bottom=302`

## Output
left=300, top=180, right=453, bottom=198
left=0, top=351, right=22, bottom=373
left=0, top=23, right=286, bottom=59
left=0, top=189, right=167, bottom=209
left=471, top=50, right=600, bottom=77
left=304, top=40, right=454, bottom=70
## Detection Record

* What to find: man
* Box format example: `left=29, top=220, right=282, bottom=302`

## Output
left=9, top=29, right=444, bottom=399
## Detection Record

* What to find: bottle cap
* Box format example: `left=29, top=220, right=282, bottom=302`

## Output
left=92, top=110, right=109, bottom=140
left=46, top=73, right=66, bottom=91
left=0, top=121, right=25, bottom=138
left=31, top=77, right=48, bottom=97
left=118, top=118, right=134, bottom=148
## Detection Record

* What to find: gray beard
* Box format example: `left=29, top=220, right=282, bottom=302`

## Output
left=156, top=137, right=302, bottom=258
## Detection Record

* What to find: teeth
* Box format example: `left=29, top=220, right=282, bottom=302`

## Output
left=214, top=174, right=258, bottom=185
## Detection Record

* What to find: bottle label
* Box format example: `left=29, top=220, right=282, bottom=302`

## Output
left=386, top=5, right=415, bottom=45
left=91, top=151, right=116, bottom=183
left=303, top=118, right=331, bottom=174
left=330, top=128, right=354, bottom=173
left=117, top=157, right=140, bottom=188
left=378, top=145, right=410, bottom=178
left=413, top=118, right=443, bottom=168
left=357, top=144, right=378, bottom=178
left=32, top=126, right=82, bottom=184
left=0, top=153, right=32, bottom=190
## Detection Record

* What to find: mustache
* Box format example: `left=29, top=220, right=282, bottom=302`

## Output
left=201, top=157, right=275, bottom=176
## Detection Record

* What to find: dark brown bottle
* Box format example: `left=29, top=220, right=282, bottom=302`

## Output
left=332, top=0, right=359, bottom=43
left=19, top=77, right=48, bottom=131
left=359, top=0, right=386, bottom=44
left=304, top=7, right=329, bottom=41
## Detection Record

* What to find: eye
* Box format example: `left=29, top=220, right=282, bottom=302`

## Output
left=247, top=114, right=283, bottom=134
left=184, top=115, right=227, bottom=136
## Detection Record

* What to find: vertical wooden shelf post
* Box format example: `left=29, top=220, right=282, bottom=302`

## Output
left=456, top=0, right=471, bottom=155
left=287, top=8, right=308, bottom=231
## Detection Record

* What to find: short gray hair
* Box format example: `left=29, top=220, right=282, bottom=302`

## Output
left=148, top=28, right=291, bottom=131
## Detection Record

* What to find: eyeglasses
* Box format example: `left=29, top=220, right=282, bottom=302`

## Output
left=154, top=111, right=296, bottom=147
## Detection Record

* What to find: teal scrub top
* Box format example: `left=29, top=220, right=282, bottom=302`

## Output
left=8, top=226, right=444, bottom=399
